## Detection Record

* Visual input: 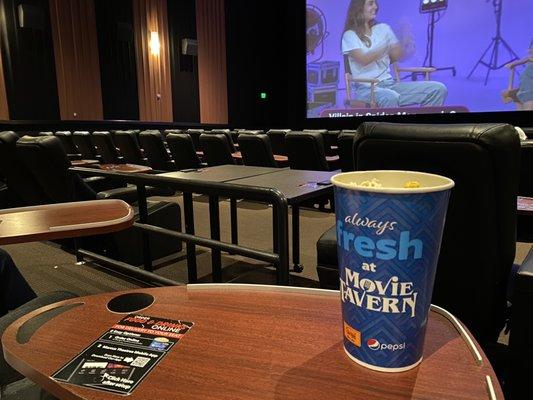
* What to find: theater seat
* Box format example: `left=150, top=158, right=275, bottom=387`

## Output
left=15, top=136, right=182, bottom=265
left=317, top=122, right=520, bottom=345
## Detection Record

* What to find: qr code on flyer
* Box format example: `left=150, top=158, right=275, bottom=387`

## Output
left=131, top=356, right=150, bottom=368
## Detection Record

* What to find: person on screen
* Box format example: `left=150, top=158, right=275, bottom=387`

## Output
left=515, top=39, right=533, bottom=110
left=0, top=248, right=36, bottom=317
left=341, top=0, right=447, bottom=108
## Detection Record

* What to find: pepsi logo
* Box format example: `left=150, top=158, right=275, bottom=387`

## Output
left=367, top=338, right=380, bottom=350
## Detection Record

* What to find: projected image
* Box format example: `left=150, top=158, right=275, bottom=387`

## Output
left=306, top=0, right=533, bottom=119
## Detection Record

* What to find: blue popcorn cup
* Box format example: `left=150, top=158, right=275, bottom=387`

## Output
left=331, top=170, right=454, bottom=372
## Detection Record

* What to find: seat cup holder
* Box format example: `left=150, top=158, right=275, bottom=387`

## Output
left=107, top=293, right=155, bottom=313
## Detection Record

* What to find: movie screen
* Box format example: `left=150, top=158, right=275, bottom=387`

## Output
left=306, top=0, right=533, bottom=119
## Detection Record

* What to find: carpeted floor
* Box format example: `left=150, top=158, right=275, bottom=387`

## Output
left=4, top=194, right=337, bottom=296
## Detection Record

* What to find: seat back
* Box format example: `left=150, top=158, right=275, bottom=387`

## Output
left=114, top=130, right=145, bottom=164
left=211, top=129, right=236, bottom=153
left=54, top=131, right=80, bottom=155
left=353, top=122, right=520, bottom=343
left=140, top=130, right=176, bottom=171
left=16, top=136, right=97, bottom=203
left=186, top=129, right=204, bottom=151
left=199, top=133, right=236, bottom=167
left=338, top=130, right=357, bottom=172
left=92, top=131, right=123, bottom=163
left=0, top=131, right=49, bottom=205
left=73, top=131, right=99, bottom=160
left=267, top=129, right=290, bottom=156
left=237, top=134, right=277, bottom=167
left=166, top=133, right=201, bottom=170
left=285, top=131, right=329, bottom=171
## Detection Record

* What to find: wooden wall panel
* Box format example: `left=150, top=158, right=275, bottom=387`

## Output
left=133, top=0, right=173, bottom=122
left=49, top=0, right=103, bottom=120
left=196, top=0, right=228, bottom=124
left=0, top=47, right=8, bottom=120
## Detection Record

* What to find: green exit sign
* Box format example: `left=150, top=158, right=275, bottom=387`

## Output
left=260, top=92, right=268, bottom=100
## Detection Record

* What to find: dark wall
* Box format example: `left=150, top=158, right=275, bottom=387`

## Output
left=0, top=0, right=59, bottom=120
left=225, top=0, right=305, bottom=128
left=167, top=0, right=200, bottom=123
left=95, top=0, right=139, bottom=120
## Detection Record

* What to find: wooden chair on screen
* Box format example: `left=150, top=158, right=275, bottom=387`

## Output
left=344, top=55, right=436, bottom=108
left=502, top=57, right=533, bottom=110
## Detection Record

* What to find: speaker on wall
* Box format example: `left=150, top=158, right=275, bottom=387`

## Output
left=17, top=4, right=44, bottom=29
left=181, top=38, right=198, bottom=56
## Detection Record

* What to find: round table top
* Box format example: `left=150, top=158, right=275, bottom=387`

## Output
left=2, top=284, right=502, bottom=400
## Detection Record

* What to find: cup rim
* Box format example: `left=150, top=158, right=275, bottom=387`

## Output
left=331, top=170, right=455, bottom=194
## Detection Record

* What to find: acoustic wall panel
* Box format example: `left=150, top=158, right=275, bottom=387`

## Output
left=133, top=0, right=173, bottom=122
left=0, top=0, right=59, bottom=120
left=49, top=0, right=103, bottom=120
left=196, top=0, right=228, bottom=124
left=0, top=46, right=8, bottom=120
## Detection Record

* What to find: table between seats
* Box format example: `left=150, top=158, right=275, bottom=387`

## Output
left=158, top=165, right=287, bottom=282
left=1, top=284, right=503, bottom=400
left=0, top=200, right=134, bottom=245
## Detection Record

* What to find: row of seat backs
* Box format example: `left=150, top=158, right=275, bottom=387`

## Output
left=0, top=132, right=97, bottom=206
left=39, top=128, right=342, bottom=166
left=344, top=122, right=519, bottom=343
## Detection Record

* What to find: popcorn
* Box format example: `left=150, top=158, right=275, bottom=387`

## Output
left=349, top=179, right=422, bottom=189
left=351, top=178, right=383, bottom=188
left=403, top=181, right=421, bottom=188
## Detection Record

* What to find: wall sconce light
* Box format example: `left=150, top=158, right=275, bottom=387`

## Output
left=149, top=31, right=160, bottom=56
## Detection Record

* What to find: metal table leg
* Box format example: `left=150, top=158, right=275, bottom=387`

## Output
left=183, top=192, right=197, bottom=283
left=292, top=204, right=303, bottom=273
left=209, top=195, right=222, bottom=282
left=137, top=184, right=152, bottom=272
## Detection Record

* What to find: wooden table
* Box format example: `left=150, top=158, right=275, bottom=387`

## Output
left=98, top=164, right=153, bottom=174
left=1, top=284, right=502, bottom=400
left=0, top=200, right=134, bottom=245
left=70, top=159, right=99, bottom=167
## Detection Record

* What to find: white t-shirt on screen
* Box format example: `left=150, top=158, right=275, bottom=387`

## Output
left=342, top=23, right=399, bottom=84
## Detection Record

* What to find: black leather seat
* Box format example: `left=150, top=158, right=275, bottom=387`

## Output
left=338, top=130, right=357, bottom=172
left=316, top=122, right=519, bottom=347
left=200, top=133, right=236, bottom=167
left=0, top=131, right=49, bottom=206
left=304, top=129, right=338, bottom=156
left=114, top=130, right=147, bottom=165
left=267, top=129, right=290, bottom=156
left=139, top=130, right=176, bottom=171
left=285, top=131, right=331, bottom=171
left=237, top=134, right=277, bottom=167
left=72, top=131, right=101, bottom=161
left=166, top=133, right=203, bottom=170
left=15, top=135, right=182, bottom=266
left=163, top=129, right=183, bottom=137
left=211, top=129, right=237, bottom=153
left=186, top=129, right=204, bottom=151
left=92, top=131, right=123, bottom=164
left=54, top=131, right=80, bottom=158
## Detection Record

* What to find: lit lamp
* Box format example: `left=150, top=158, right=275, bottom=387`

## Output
left=149, top=31, right=160, bottom=56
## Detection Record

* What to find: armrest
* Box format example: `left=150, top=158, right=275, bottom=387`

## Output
left=97, top=186, right=139, bottom=204
left=396, top=67, right=436, bottom=73
left=349, top=77, right=379, bottom=84
left=67, top=153, right=83, bottom=161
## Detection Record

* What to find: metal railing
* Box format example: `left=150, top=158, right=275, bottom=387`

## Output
left=71, top=167, right=290, bottom=285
